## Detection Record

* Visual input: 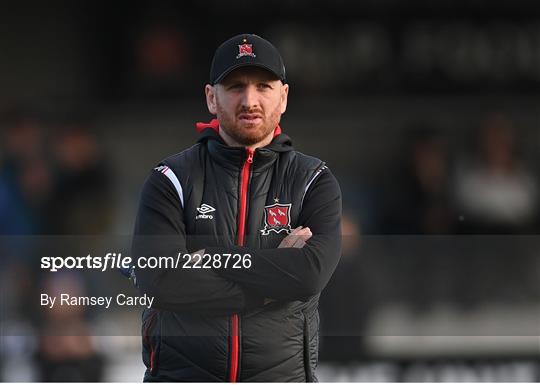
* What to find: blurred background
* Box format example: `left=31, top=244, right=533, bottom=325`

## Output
left=0, top=0, right=539, bottom=381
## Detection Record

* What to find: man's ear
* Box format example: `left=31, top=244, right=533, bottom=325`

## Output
left=280, top=83, right=289, bottom=114
left=205, top=84, right=217, bottom=115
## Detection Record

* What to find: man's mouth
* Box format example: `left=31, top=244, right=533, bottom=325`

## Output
left=238, top=113, right=263, bottom=125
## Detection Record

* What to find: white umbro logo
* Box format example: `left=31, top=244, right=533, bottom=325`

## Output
left=196, top=204, right=215, bottom=219
left=197, top=204, right=215, bottom=214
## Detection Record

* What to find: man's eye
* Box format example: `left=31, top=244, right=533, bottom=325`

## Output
left=258, top=84, right=272, bottom=90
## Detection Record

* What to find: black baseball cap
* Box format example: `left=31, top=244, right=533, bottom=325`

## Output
left=209, top=34, right=286, bottom=85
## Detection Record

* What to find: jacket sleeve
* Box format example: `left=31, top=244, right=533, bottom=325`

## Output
left=207, top=169, right=342, bottom=301
left=132, top=168, right=261, bottom=315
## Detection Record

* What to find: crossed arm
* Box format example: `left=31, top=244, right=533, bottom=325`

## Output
left=132, top=168, right=342, bottom=315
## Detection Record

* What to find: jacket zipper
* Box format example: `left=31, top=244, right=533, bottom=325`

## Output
left=229, top=147, right=254, bottom=382
left=237, top=148, right=254, bottom=246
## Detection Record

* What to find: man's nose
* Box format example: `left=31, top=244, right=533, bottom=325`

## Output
left=240, top=85, right=259, bottom=109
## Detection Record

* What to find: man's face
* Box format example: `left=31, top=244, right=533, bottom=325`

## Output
left=205, top=67, right=288, bottom=146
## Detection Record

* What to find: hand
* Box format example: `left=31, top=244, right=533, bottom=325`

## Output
left=278, top=226, right=312, bottom=248
left=185, top=249, right=205, bottom=267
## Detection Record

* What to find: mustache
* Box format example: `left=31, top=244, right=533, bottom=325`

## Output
left=237, top=107, right=264, bottom=115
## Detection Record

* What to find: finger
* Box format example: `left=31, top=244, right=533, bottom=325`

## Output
left=290, top=237, right=306, bottom=248
left=299, top=233, right=312, bottom=242
left=294, top=228, right=311, bottom=236
left=290, top=226, right=303, bottom=235
left=288, top=236, right=300, bottom=247
left=296, top=232, right=312, bottom=245
left=291, top=232, right=311, bottom=246
left=279, top=227, right=311, bottom=248
left=278, top=235, right=293, bottom=248
left=278, top=239, right=291, bottom=248
left=279, top=228, right=303, bottom=247
left=294, top=232, right=311, bottom=241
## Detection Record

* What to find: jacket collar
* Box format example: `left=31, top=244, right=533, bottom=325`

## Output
left=195, top=119, right=293, bottom=172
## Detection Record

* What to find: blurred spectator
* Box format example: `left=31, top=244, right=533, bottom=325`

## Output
left=35, top=273, right=104, bottom=382
left=0, top=112, right=113, bottom=382
left=454, top=114, right=539, bottom=234
left=0, top=109, right=113, bottom=235
left=0, top=110, right=52, bottom=234
left=380, top=127, right=456, bottom=234
left=450, top=114, right=539, bottom=307
left=377, top=127, right=457, bottom=311
left=49, top=123, right=113, bottom=234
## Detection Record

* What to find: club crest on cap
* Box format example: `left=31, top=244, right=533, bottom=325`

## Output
left=237, top=43, right=256, bottom=59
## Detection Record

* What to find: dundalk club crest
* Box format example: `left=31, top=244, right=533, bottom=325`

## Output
left=261, top=203, right=292, bottom=235
left=237, top=43, right=256, bottom=59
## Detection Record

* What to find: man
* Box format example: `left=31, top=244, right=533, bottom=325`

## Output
left=132, top=34, right=342, bottom=382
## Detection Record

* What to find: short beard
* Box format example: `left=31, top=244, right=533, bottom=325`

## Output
left=216, top=100, right=281, bottom=147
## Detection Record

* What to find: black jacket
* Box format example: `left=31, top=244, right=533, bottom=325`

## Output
left=132, top=120, right=342, bottom=382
